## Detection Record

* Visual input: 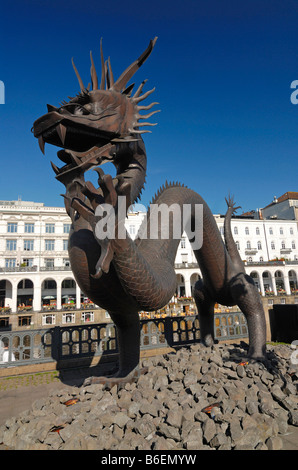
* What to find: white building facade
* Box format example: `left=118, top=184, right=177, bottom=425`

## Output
left=0, top=199, right=298, bottom=314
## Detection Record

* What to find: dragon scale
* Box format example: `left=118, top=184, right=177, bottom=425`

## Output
left=33, top=38, right=267, bottom=385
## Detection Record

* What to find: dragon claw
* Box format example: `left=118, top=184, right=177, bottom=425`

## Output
left=82, top=366, right=148, bottom=389
left=91, top=239, right=115, bottom=278
left=225, top=194, right=241, bottom=214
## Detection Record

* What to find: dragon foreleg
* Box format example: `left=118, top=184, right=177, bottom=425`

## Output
left=33, top=37, right=268, bottom=387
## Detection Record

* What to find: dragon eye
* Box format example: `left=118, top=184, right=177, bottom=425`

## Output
left=74, top=106, right=89, bottom=115
left=60, top=103, right=90, bottom=115
left=94, top=103, right=103, bottom=114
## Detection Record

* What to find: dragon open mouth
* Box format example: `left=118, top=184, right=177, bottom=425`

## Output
left=32, top=36, right=159, bottom=206
left=33, top=107, right=117, bottom=152
left=36, top=120, right=112, bottom=153
left=32, top=108, right=120, bottom=183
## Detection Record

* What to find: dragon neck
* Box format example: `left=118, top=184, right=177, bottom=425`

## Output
left=114, top=137, right=147, bottom=206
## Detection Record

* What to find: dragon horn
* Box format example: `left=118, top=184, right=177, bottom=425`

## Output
left=108, top=57, right=114, bottom=86
left=71, top=58, right=84, bottom=91
left=100, top=37, right=105, bottom=90
left=112, top=37, right=158, bottom=93
left=90, top=51, right=98, bottom=90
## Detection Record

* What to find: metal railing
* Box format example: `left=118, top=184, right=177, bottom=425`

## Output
left=0, top=265, right=72, bottom=273
left=0, top=266, right=38, bottom=273
left=0, top=312, right=248, bottom=368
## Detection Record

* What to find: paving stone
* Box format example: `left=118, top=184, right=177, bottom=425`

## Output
left=202, top=417, right=217, bottom=443
left=166, top=407, right=183, bottom=429
left=266, top=436, right=283, bottom=450
left=289, top=410, right=298, bottom=426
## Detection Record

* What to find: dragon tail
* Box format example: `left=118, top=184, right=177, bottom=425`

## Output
left=224, top=194, right=246, bottom=274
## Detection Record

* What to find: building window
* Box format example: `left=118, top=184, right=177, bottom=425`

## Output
left=268, top=299, right=274, bottom=306
left=281, top=241, right=286, bottom=249
left=290, top=227, right=294, bottom=235
left=259, top=257, right=264, bottom=262
left=280, top=227, right=284, bottom=235
left=236, top=241, right=240, bottom=250
left=5, top=258, right=16, bottom=268
left=181, top=254, right=188, bottom=264
left=129, top=225, right=136, bottom=236
left=245, top=227, right=249, bottom=235
left=22, top=258, right=33, bottom=267
left=6, top=239, right=17, bottom=251
left=18, top=279, right=33, bottom=289
left=280, top=298, right=286, bottom=305
left=256, top=227, right=260, bottom=235
left=247, top=257, right=253, bottom=262
left=45, top=223, right=55, bottom=233
left=45, top=258, right=54, bottom=269
left=180, top=238, right=186, bottom=249
left=292, top=241, right=296, bottom=249
left=62, top=279, right=75, bottom=288
left=63, top=223, right=71, bottom=233
left=45, top=239, right=55, bottom=251
left=269, top=227, right=273, bottom=235
left=43, top=279, right=56, bottom=289
left=24, top=223, right=34, bottom=233
left=0, top=317, right=9, bottom=328
left=42, top=314, right=56, bottom=325
left=257, top=241, right=262, bottom=250
left=24, top=239, right=34, bottom=251
left=62, top=313, right=75, bottom=324
left=81, top=311, right=94, bottom=322
left=234, top=226, right=238, bottom=235
left=246, top=241, right=251, bottom=249
left=63, top=239, right=68, bottom=251
left=7, top=222, right=17, bottom=233
left=18, top=316, right=31, bottom=326
left=63, top=258, right=70, bottom=267
left=271, top=242, right=275, bottom=250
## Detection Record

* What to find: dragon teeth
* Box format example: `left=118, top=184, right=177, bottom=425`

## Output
left=69, top=152, right=81, bottom=166
left=56, top=123, right=67, bottom=145
left=38, top=135, right=45, bottom=154
left=50, top=161, right=60, bottom=175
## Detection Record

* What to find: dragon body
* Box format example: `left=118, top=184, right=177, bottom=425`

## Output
left=33, top=38, right=266, bottom=385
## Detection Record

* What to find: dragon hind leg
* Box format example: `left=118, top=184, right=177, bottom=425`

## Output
left=83, top=309, right=148, bottom=387
left=229, top=272, right=267, bottom=360
left=193, top=279, right=215, bottom=347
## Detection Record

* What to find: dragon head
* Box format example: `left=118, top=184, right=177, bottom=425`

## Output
left=32, top=38, right=159, bottom=277
left=32, top=37, right=159, bottom=184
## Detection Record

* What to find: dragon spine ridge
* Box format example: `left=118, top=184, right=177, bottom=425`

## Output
left=32, top=37, right=267, bottom=386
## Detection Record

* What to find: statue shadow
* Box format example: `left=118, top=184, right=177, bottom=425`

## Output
left=41, top=324, right=120, bottom=388
left=41, top=315, right=181, bottom=388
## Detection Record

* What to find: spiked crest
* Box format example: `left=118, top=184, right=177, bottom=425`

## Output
left=70, top=37, right=160, bottom=136
left=33, top=37, right=160, bottom=184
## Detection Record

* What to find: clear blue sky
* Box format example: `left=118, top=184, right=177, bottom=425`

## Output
left=0, top=0, right=297, bottom=215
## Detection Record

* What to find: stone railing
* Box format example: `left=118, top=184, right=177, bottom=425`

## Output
left=0, top=312, right=248, bottom=368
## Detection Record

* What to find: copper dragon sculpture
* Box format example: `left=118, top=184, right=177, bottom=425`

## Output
left=33, top=38, right=267, bottom=386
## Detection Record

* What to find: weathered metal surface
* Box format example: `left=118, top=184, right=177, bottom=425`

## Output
left=32, top=38, right=266, bottom=382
